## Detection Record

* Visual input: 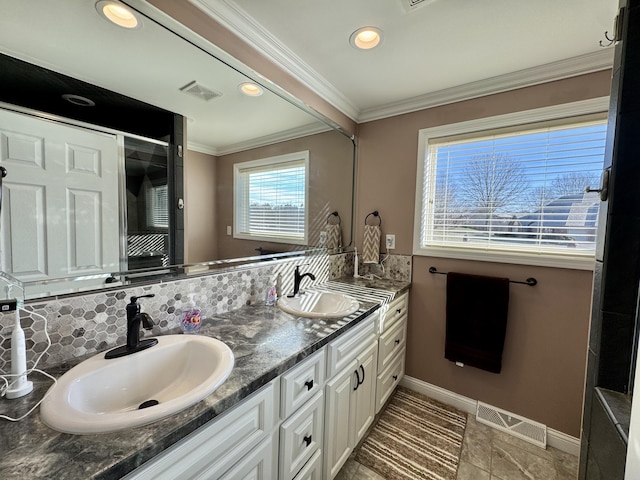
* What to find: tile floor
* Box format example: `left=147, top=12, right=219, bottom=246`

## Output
left=337, top=416, right=579, bottom=480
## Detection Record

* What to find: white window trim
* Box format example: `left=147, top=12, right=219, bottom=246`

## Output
left=413, top=97, right=610, bottom=270
left=233, top=150, right=309, bottom=245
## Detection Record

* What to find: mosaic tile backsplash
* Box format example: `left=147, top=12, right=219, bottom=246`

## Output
left=0, top=251, right=409, bottom=372
left=359, top=254, right=412, bottom=282
left=0, top=254, right=332, bottom=371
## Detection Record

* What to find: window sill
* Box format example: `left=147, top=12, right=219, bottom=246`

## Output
left=413, top=245, right=596, bottom=271
left=233, top=232, right=308, bottom=246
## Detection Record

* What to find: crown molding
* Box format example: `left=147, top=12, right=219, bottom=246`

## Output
left=189, top=0, right=360, bottom=121
left=187, top=141, right=218, bottom=156
left=187, top=1, right=613, bottom=126
left=188, top=122, right=331, bottom=156
left=358, top=49, right=614, bottom=123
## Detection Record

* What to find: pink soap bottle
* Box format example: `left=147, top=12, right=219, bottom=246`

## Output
left=181, top=294, right=202, bottom=334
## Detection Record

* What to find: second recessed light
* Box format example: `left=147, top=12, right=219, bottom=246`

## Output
left=239, top=83, right=263, bottom=97
left=96, top=1, right=140, bottom=29
left=350, top=27, right=383, bottom=50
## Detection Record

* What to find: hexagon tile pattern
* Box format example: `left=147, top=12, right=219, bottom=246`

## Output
left=0, top=253, right=334, bottom=371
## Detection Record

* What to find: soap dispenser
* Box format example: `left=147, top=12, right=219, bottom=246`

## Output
left=265, top=275, right=277, bottom=306
left=180, top=294, right=202, bottom=334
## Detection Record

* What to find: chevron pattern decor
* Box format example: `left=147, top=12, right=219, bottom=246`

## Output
left=362, top=225, right=381, bottom=264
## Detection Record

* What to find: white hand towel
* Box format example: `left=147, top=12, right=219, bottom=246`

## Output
left=325, top=223, right=342, bottom=249
left=362, top=225, right=380, bottom=264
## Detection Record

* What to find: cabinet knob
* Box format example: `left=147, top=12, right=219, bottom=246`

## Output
left=396, top=308, right=402, bottom=314
left=394, top=339, right=400, bottom=345
left=392, top=375, right=398, bottom=381
left=303, top=435, right=312, bottom=447
left=304, top=379, right=314, bottom=391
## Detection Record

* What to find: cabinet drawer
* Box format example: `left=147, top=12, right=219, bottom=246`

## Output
left=326, top=314, right=377, bottom=378
left=377, top=316, right=407, bottom=372
left=380, top=292, right=408, bottom=333
left=218, top=431, right=278, bottom=480
left=123, top=381, right=279, bottom=480
left=293, top=449, right=322, bottom=480
left=280, top=391, right=324, bottom=480
left=376, top=350, right=405, bottom=413
left=281, top=348, right=326, bottom=418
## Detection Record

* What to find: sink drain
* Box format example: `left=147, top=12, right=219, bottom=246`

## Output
left=138, top=399, right=159, bottom=409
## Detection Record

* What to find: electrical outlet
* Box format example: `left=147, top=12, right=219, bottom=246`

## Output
left=386, top=234, right=396, bottom=250
left=319, top=231, right=327, bottom=245
left=226, top=226, right=232, bottom=235
left=0, top=299, right=17, bottom=312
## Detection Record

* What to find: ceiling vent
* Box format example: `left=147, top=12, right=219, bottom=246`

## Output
left=399, top=0, right=438, bottom=13
left=179, top=81, right=222, bottom=101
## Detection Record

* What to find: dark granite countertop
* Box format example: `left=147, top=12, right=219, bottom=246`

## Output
left=0, top=279, right=409, bottom=479
left=332, top=276, right=411, bottom=294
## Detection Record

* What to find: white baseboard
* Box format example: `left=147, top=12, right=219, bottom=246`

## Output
left=399, top=375, right=581, bottom=456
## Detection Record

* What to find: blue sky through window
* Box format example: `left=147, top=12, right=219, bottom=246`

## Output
left=248, top=166, right=305, bottom=207
left=427, top=121, right=607, bottom=252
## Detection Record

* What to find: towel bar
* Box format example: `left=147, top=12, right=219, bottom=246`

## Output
left=428, top=266, right=537, bottom=286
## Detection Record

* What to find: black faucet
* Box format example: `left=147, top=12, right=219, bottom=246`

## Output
left=288, top=265, right=316, bottom=297
left=105, top=294, right=158, bottom=359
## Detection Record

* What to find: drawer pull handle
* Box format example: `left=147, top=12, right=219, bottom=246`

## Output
left=303, top=435, right=312, bottom=447
left=396, top=308, right=402, bottom=314
left=359, top=364, right=365, bottom=385
left=392, top=375, right=398, bottom=381
left=394, top=339, right=400, bottom=345
left=304, top=379, right=314, bottom=391
left=354, top=369, right=361, bottom=391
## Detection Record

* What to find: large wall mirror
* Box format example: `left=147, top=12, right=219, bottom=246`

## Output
left=0, top=0, right=354, bottom=299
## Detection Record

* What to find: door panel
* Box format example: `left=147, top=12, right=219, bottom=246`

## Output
left=0, top=108, right=119, bottom=287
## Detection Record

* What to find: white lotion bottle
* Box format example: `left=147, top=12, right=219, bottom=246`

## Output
left=6, top=308, right=33, bottom=399
left=354, top=247, right=360, bottom=278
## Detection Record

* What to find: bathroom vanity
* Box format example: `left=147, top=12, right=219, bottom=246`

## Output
left=0, top=280, right=409, bottom=480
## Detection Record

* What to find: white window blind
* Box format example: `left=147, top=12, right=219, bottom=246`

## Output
left=146, top=184, right=169, bottom=229
left=234, top=151, right=309, bottom=244
left=418, top=117, right=607, bottom=260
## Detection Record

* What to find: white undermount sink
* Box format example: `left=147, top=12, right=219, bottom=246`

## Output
left=40, top=335, right=234, bottom=434
left=277, top=291, right=359, bottom=318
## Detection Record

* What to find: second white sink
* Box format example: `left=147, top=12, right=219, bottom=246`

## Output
left=278, top=291, right=359, bottom=318
left=40, top=334, right=234, bottom=434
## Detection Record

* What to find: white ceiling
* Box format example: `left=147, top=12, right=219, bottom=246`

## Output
left=0, top=0, right=618, bottom=151
left=0, top=0, right=326, bottom=154
left=193, top=0, right=617, bottom=121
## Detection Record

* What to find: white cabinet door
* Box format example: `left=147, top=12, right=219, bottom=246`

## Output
left=324, top=359, right=357, bottom=480
left=281, top=348, right=325, bottom=419
left=280, top=391, right=324, bottom=480
left=377, top=316, right=407, bottom=372
left=0, top=108, right=120, bottom=287
left=218, top=431, right=278, bottom=480
left=293, top=449, right=322, bottom=480
left=122, top=382, right=278, bottom=480
left=376, top=350, right=405, bottom=413
left=351, top=341, right=378, bottom=447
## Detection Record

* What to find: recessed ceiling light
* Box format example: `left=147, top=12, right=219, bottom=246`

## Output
left=239, top=82, right=263, bottom=97
left=62, top=94, right=96, bottom=107
left=350, top=27, right=383, bottom=50
left=96, top=1, right=140, bottom=29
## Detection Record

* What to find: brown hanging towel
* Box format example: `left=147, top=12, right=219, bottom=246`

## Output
left=445, top=272, right=510, bottom=373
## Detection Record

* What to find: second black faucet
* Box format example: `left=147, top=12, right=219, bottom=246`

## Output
left=288, top=265, right=316, bottom=297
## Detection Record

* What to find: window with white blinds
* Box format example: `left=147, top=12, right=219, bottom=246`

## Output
left=234, top=151, right=309, bottom=245
left=414, top=102, right=608, bottom=268
left=146, top=184, right=169, bottom=229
